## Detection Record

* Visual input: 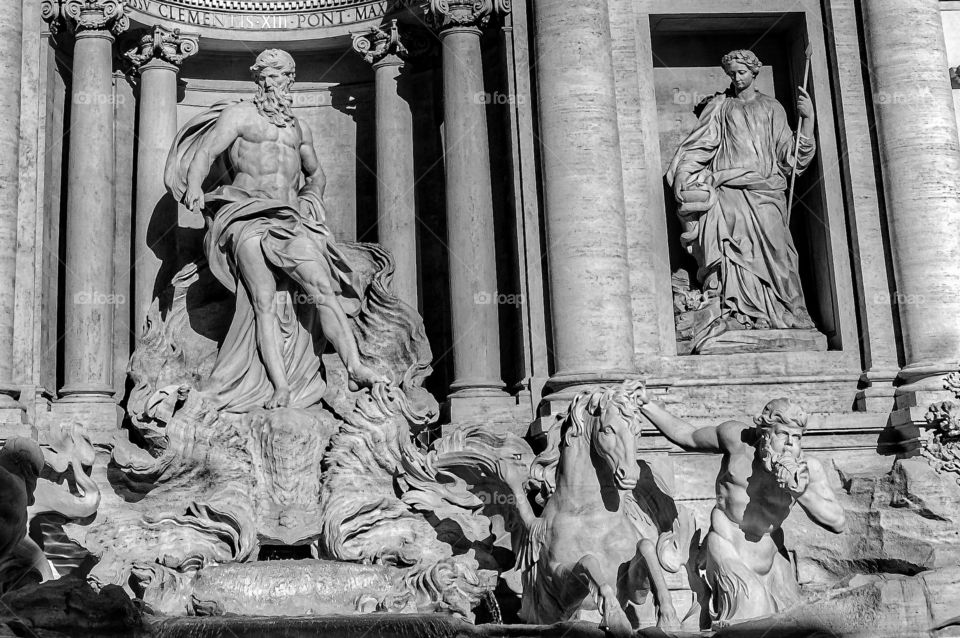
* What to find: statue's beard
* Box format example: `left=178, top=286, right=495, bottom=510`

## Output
left=254, top=84, right=294, bottom=127
left=759, top=435, right=807, bottom=492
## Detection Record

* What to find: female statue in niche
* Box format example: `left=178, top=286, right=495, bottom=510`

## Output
left=667, top=49, right=817, bottom=353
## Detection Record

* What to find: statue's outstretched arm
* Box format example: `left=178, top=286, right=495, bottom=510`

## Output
left=795, top=457, right=845, bottom=534
left=640, top=402, right=722, bottom=453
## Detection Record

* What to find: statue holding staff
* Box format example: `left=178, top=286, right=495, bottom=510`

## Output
left=668, top=49, right=817, bottom=352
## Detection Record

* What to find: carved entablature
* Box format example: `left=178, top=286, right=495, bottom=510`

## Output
left=41, top=0, right=130, bottom=36
left=126, top=25, right=200, bottom=69
left=423, top=0, right=511, bottom=33
left=351, top=19, right=432, bottom=66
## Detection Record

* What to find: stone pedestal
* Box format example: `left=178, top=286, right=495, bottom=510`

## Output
left=127, top=26, right=198, bottom=333
left=426, top=1, right=511, bottom=409
left=530, top=0, right=637, bottom=405
left=862, top=0, right=960, bottom=412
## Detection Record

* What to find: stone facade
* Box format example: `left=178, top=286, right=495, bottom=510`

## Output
left=2, top=0, right=960, bottom=635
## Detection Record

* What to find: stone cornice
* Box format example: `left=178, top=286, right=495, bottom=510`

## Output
left=41, top=0, right=130, bottom=36
left=351, top=20, right=433, bottom=65
left=423, top=0, right=510, bottom=33
left=126, top=25, right=200, bottom=69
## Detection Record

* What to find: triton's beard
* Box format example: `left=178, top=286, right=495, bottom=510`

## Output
left=254, top=84, right=294, bottom=127
left=759, top=435, right=806, bottom=491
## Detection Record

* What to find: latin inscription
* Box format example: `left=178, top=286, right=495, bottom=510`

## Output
left=126, top=0, right=409, bottom=30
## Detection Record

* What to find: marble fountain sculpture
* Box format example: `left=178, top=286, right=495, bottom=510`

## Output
left=3, top=47, right=960, bottom=638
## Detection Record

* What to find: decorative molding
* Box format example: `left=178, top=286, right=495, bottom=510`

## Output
left=351, top=20, right=433, bottom=65
left=41, top=0, right=130, bottom=36
left=423, top=0, right=510, bottom=32
left=126, top=25, right=200, bottom=69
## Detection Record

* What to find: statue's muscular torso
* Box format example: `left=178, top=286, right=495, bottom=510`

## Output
left=224, top=102, right=305, bottom=205
left=703, top=422, right=797, bottom=574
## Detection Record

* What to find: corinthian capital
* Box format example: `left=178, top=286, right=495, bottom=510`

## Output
left=126, top=26, right=200, bottom=69
left=41, top=0, right=130, bottom=37
left=352, top=20, right=433, bottom=66
left=424, top=0, right=511, bottom=33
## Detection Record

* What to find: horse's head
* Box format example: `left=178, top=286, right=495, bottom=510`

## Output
left=562, top=381, right=645, bottom=490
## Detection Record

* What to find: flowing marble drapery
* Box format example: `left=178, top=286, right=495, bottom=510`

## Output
left=667, top=92, right=816, bottom=331
left=164, top=100, right=361, bottom=412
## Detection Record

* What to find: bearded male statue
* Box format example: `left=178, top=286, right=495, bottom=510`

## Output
left=165, top=49, right=388, bottom=412
left=639, top=396, right=845, bottom=624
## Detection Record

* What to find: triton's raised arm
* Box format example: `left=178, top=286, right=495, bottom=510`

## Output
left=795, top=457, right=845, bottom=534
left=640, top=401, right=724, bottom=453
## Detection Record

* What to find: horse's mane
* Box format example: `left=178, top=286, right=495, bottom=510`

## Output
left=529, top=381, right=645, bottom=505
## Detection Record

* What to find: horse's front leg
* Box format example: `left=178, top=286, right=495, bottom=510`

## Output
left=628, top=538, right=680, bottom=629
left=572, top=554, right=632, bottom=638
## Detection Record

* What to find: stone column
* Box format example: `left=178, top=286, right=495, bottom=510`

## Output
left=531, top=0, right=637, bottom=403
left=126, top=26, right=198, bottom=331
left=0, top=0, right=25, bottom=420
left=862, top=0, right=960, bottom=406
left=43, top=0, right=129, bottom=414
left=352, top=21, right=420, bottom=309
left=426, top=0, right=512, bottom=412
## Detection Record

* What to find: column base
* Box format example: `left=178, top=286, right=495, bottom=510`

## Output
left=540, top=369, right=639, bottom=415
left=855, top=369, right=899, bottom=412
left=442, top=391, right=528, bottom=437
left=894, top=360, right=960, bottom=409
left=0, top=385, right=27, bottom=436
left=48, top=389, right=120, bottom=446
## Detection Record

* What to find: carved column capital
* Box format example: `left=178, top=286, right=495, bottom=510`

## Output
left=126, top=26, right=199, bottom=70
left=41, top=0, right=130, bottom=37
left=424, top=0, right=510, bottom=34
left=352, top=20, right=433, bottom=66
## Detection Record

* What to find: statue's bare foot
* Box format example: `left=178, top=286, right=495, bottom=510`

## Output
left=265, top=386, right=291, bottom=409
left=347, top=364, right=390, bottom=391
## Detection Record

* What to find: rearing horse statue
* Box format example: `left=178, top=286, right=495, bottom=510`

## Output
left=498, top=381, right=692, bottom=635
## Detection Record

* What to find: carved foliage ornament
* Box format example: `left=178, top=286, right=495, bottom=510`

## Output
left=424, top=0, right=511, bottom=32
left=41, top=0, right=130, bottom=36
left=922, top=372, right=960, bottom=483
left=352, top=20, right=408, bottom=65
left=126, top=26, right=200, bottom=69
left=351, top=20, right=433, bottom=65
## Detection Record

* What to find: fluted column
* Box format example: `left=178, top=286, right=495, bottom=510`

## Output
left=531, top=0, right=636, bottom=398
left=127, top=26, right=198, bottom=331
left=43, top=0, right=129, bottom=404
left=862, top=0, right=960, bottom=404
left=426, top=0, right=510, bottom=402
left=352, top=21, right=421, bottom=309
left=0, top=0, right=25, bottom=416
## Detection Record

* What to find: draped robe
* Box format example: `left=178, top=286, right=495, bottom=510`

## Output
left=667, top=92, right=816, bottom=330
left=164, top=99, right=361, bottom=412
